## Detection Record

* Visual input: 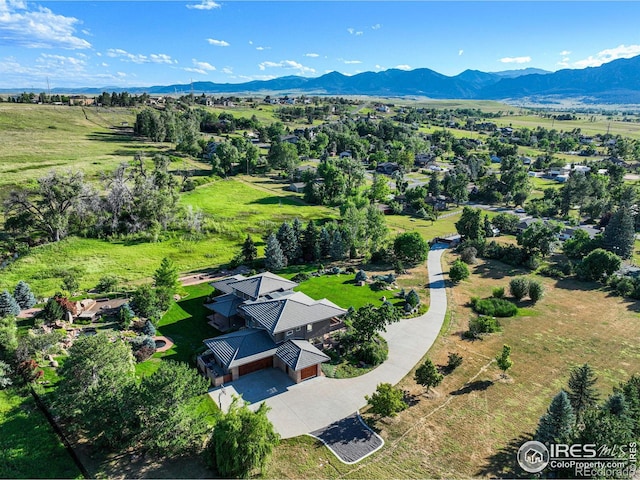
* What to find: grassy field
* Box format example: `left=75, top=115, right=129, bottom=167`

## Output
left=0, top=388, right=82, bottom=479
left=0, top=104, right=171, bottom=190
left=0, top=177, right=336, bottom=296
left=264, top=253, right=640, bottom=478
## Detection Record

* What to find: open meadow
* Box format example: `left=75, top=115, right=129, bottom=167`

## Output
left=264, top=253, right=640, bottom=478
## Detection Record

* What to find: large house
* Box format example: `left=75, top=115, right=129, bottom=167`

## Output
left=198, top=272, right=346, bottom=385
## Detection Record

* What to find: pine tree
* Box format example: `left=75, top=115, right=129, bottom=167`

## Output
left=405, top=289, right=420, bottom=308
left=427, top=173, right=441, bottom=196
left=13, top=281, right=36, bottom=310
left=603, top=206, right=635, bottom=259
left=483, top=214, right=494, bottom=237
left=242, top=235, right=257, bottom=263
left=319, top=227, right=331, bottom=258
left=291, top=217, right=304, bottom=260
left=265, top=233, right=287, bottom=271
left=41, top=297, right=64, bottom=324
left=276, top=222, right=299, bottom=263
left=535, top=390, right=576, bottom=444
left=0, top=290, right=20, bottom=318
left=330, top=230, right=347, bottom=260
left=567, top=363, right=599, bottom=422
left=302, top=220, right=320, bottom=262
left=153, top=257, right=178, bottom=292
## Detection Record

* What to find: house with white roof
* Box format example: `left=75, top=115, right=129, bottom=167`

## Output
left=198, top=272, right=346, bottom=385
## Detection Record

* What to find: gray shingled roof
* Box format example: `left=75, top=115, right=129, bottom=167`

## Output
left=276, top=340, right=330, bottom=371
left=203, top=293, right=243, bottom=318
left=227, top=272, right=298, bottom=299
left=203, top=329, right=277, bottom=369
left=239, top=291, right=346, bottom=334
left=210, top=274, right=247, bottom=294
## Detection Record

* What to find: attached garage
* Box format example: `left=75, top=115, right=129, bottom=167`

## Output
left=300, top=364, right=318, bottom=381
left=238, top=356, right=273, bottom=376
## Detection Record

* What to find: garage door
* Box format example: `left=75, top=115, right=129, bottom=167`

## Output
left=300, top=364, right=317, bottom=380
left=238, top=356, right=273, bottom=376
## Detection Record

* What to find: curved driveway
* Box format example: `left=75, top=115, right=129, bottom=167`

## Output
left=210, top=244, right=449, bottom=439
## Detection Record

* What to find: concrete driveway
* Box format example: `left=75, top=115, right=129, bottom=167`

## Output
left=211, top=244, right=449, bottom=439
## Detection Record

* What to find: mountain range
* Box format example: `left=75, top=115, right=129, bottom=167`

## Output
left=7, top=56, right=640, bottom=104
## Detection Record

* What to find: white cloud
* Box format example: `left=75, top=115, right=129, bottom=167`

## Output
left=248, top=40, right=253, bottom=45
left=258, top=59, right=315, bottom=75
left=101, top=62, right=109, bottom=67
left=560, top=50, right=572, bottom=56
left=237, top=74, right=276, bottom=81
left=573, top=44, right=640, bottom=68
left=222, top=66, right=233, bottom=75
left=355, top=31, right=363, bottom=36
left=458, top=49, right=464, bottom=56
left=347, top=27, right=355, bottom=35
left=343, top=60, right=362, bottom=64
left=395, top=64, right=412, bottom=71
left=305, top=53, right=319, bottom=58
left=186, top=1, right=221, bottom=10
left=106, top=49, right=176, bottom=64
left=371, top=23, right=381, bottom=30
left=193, top=59, right=215, bottom=71
left=374, top=64, right=383, bottom=70
left=499, top=56, right=532, bottom=64
left=207, top=38, right=230, bottom=47
left=256, top=46, right=271, bottom=51
left=184, top=67, right=206, bottom=75
left=0, top=1, right=91, bottom=49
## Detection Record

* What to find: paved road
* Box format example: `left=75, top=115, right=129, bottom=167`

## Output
left=211, top=244, right=449, bottom=439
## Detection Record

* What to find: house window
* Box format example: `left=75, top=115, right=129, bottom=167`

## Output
left=286, top=330, right=293, bottom=336
left=307, top=324, right=312, bottom=332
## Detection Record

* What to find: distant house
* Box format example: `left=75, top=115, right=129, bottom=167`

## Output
left=490, top=155, right=501, bottom=163
left=339, top=151, right=352, bottom=159
left=288, top=182, right=306, bottom=193
left=280, top=134, right=299, bottom=144
left=376, top=162, right=399, bottom=174
left=414, top=153, right=435, bottom=167
left=198, top=272, right=346, bottom=385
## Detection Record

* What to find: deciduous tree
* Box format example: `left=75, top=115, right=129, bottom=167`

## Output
left=365, top=383, right=407, bottom=417
left=415, top=359, right=443, bottom=393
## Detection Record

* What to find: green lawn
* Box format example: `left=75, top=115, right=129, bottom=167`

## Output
left=136, top=283, right=217, bottom=377
left=290, top=272, right=401, bottom=310
left=0, top=388, right=82, bottom=479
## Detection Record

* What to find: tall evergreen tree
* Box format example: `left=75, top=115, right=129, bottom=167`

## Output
left=319, top=227, right=331, bottom=258
left=567, top=363, right=600, bottom=422
left=153, top=257, right=178, bottom=292
left=302, top=220, right=320, bottom=262
left=603, top=206, right=635, bottom=259
left=41, top=297, right=64, bottom=324
left=535, top=390, right=576, bottom=444
left=415, top=358, right=443, bottom=393
left=427, top=173, right=441, bottom=196
left=242, top=235, right=257, bottom=263
left=330, top=230, right=347, bottom=260
left=0, top=290, right=20, bottom=318
left=276, top=222, right=299, bottom=263
left=13, top=281, right=36, bottom=309
left=291, top=217, right=304, bottom=260
left=264, top=233, right=287, bottom=271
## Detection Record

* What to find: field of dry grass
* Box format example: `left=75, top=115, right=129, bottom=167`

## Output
left=264, top=253, right=640, bottom=479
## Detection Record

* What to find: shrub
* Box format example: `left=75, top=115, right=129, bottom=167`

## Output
left=465, top=315, right=501, bottom=339
left=358, top=339, right=388, bottom=366
left=405, top=289, right=420, bottom=308
left=96, top=275, right=118, bottom=293
left=13, top=281, right=37, bottom=310
left=291, top=272, right=311, bottom=283
left=509, top=277, right=529, bottom=300
left=371, top=280, right=388, bottom=291
left=355, top=270, right=368, bottom=283
left=610, top=276, right=634, bottom=297
left=449, top=260, right=470, bottom=283
left=345, top=266, right=356, bottom=274
left=142, top=320, right=156, bottom=336
left=528, top=280, right=544, bottom=303
left=446, top=352, right=463, bottom=372
left=492, top=287, right=505, bottom=299
left=470, top=297, right=518, bottom=317
left=460, top=247, right=478, bottom=265
left=365, top=383, right=407, bottom=417
left=330, top=266, right=342, bottom=275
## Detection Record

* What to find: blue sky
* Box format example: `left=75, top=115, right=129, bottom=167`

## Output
left=2, top=0, right=640, bottom=89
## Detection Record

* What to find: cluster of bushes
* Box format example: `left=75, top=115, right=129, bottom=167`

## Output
left=470, top=297, right=518, bottom=317
left=0, top=281, right=37, bottom=318
left=509, top=277, right=544, bottom=303
left=126, top=318, right=157, bottom=362
left=463, top=315, right=502, bottom=340
left=539, top=261, right=574, bottom=279
left=608, top=274, right=640, bottom=299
